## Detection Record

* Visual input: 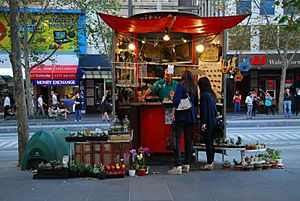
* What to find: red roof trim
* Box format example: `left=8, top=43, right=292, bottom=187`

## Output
left=98, top=13, right=250, bottom=34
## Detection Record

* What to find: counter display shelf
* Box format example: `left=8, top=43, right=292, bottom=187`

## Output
left=242, top=148, right=267, bottom=165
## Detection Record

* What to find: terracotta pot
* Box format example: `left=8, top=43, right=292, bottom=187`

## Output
left=233, top=165, right=243, bottom=171
left=222, top=165, right=231, bottom=170
left=138, top=169, right=146, bottom=176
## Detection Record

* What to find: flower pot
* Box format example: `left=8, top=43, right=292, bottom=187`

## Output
left=275, top=159, right=282, bottom=165
left=233, top=165, right=243, bottom=171
left=262, top=164, right=272, bottom=170
left=254, top=166, right=262, bottom=170
left=222, top=165, right=231, bottom=170
left=128, top=169, right=136, bottom=177
left=138, top=169, right=147, bottom=176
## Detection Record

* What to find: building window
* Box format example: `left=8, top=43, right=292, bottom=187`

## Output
left=228, top=25, right=251, bottom=51
left=260, top=0, right=275, bottom=15
left=237, top=0, right=251, bottom=15
left=259, top=25, right=277, bottom=50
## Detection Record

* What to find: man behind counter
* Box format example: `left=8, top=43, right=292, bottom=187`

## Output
left=140, top=68, right=178, bottom=102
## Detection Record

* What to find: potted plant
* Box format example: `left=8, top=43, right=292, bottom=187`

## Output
left=222, top=161, right=231, bottom=170
left=137, top=146, right=150, bottom=176
left=233, top=159, right=243, bottom=171
left=126, top=149, right=138, bottom=176
left=253, top=163, right=263, bottom=170
left=243, top=162, right=253, bottom=171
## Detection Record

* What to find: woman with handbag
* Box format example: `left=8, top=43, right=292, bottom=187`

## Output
left=198, top=77, right=217, bottom=171
left=168, top=70, right=198, bottom=175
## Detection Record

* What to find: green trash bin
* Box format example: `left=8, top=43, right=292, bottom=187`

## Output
left=21, top=129, right=70, bottom=170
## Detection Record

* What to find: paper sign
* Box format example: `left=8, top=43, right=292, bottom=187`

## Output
left=62, top=155, right=69, bottom=165
left=167, top=65, right=174, bottom=74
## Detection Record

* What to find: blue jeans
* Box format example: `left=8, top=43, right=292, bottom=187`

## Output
left=75, top=109, right=81, bottom=121
left=284, top=100, right=292, bottom=117
left=174, top=122, right=193, bottom=167
left=234, top=102, right=241, bottom=114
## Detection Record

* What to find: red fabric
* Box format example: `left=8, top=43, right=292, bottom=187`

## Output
left=30, top=65, right=78, bottom=80
left=99, top=13, right=250, bottom=34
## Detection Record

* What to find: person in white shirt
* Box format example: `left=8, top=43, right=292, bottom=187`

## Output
left=245, top=92, right=253, bottom=119
left=52, top=92, right=58, bottom=104
left=3, top=94, right=11, bottom=118
left=36, top=94, right=46, bottom=115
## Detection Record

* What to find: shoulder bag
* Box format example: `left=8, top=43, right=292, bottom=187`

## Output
left=176, top=92, right=192, bottom=111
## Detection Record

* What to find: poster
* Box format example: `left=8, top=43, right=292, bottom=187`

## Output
left=0, top=13, right=79, bottom=53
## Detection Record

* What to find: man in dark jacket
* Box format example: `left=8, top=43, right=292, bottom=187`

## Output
left=74, top=92, right=82, bottom=122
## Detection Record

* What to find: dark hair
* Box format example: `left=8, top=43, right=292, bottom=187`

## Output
left=197, top=77, right=216, bottom=101
left=182, top=70, right=197, bottom=96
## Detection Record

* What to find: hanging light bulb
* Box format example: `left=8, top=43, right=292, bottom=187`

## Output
left=141, top=37, right=146, bottom=44
left=163, top=34, right=170, bottom=41
left=196, top=44, right=205, bottom=53
left=128, top=43, right=136, bottom=51
left=163, top=27, right=170, bottom=41
left=181, top=37, right=187, bottom=43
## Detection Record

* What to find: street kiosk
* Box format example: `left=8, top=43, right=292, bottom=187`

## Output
left=99, top=12, right=249, bottom=153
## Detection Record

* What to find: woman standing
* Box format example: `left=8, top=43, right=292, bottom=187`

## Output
left=198, top=77, right=217, bottom=170
left=233, top=90, right=241, bottom=116
left=265, top=92, right=274, bottom=115
left=168, top=70, right=198, bottom=175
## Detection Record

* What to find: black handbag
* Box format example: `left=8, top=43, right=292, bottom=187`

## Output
left=209, top=94, right=224, bottom=139
left=166, top=123, right=176, bottom=150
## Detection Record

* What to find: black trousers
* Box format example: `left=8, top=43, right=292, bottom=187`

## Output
left=203, top=126, right=215, bottom=164
left=4, top=105, right=10, bottom=118
left=295, top=101, right=300, bottom=115
left=174, top=121, right=193, bottom=167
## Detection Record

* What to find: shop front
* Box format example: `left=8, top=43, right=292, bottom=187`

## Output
left=100, top=12, right=248, bottom=153
left=30, top=65, right=83, bottom=112
left=236, top=53, right=300, bottom=107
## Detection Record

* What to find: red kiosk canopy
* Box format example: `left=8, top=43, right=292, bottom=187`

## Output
left=30, top=65, right=78, bottom=80
left=98, top=13, right=250, bottom=34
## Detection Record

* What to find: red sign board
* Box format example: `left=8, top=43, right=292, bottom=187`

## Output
left=30, top=65, right=78, bottom=80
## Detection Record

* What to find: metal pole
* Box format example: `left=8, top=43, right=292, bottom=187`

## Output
left=223, top=31, right=227, bottom=138
left=128, top=0, right=133, bottom=17
left=112, top=31, right=116, bottom=119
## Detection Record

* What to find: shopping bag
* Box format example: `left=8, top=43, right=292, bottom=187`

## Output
left=166, top=123, right=176, bottom=150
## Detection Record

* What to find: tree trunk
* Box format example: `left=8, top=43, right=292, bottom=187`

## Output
left=22, top=0, right=34, bottom=117
left=9, top=0, right=29, bottom=166
left=278, top=61, right=288, bottom=114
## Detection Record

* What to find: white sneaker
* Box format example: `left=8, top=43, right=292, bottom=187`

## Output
left=168, top=166, right=182, bottom=175
left=182, top=165, right=190, bottom=172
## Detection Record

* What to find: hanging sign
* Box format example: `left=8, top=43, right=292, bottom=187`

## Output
left=200, top=45, right=220, bottom=62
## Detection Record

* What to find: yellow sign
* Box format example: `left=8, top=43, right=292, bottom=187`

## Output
left=0, top=13, right=78, bottom=53
left=200, top=45, right=220, bottom=62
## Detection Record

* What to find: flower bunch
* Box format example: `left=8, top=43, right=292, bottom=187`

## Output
left=126, top=146, right=150, bottom=170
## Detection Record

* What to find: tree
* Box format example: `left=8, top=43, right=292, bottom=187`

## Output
left=253, top=0, right=300, bottom=114
left=223, top=0, right=300, bottom=114
left=9, top=0, right=29, bottom=166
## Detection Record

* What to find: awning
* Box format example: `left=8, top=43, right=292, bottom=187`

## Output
left=30, top=65, right=78, bottom=80
left=98, top=13, right=250, bottom=34
left=82, top=70, right=112, bottom=79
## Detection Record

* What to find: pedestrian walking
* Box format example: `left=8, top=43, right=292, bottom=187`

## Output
left=245, top=92, right=253, bottom=119
left=36, top=94, right=46, bottom=116
left=284, top=88, right=292, bottom=117
left=233, top=90, right=241, bottom=116
left=100, top=96, right=110, bottom=122
left=198, top=77, right=217, bottom=171
left=3, top=94, right=11, bottom=118
left=252, top=90, right=258, bottom=117
left=168, top=70, right=198, bottom=175
left=74, top=92, right=82, bottom=122
left=294, top=88, right=300, bottom=116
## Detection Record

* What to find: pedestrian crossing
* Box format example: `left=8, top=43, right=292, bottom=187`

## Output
left=227, top=127, right=300, bottom=145
left=1, top=127, right=300, bottom=149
